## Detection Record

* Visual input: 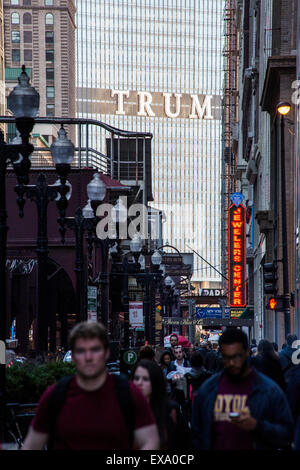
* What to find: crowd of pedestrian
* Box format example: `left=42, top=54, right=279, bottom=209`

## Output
left=20, top=322, right=300, bottom=451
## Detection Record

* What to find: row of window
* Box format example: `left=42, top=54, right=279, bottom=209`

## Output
left=12, top=30, right=53, bottom=43
left=11, top=0, right=53, bottom=5
left=11, top=12, right=54, bottom=25
left=12, top=48, right=55, bottom=63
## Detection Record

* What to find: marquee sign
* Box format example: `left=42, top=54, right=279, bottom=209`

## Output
left=228, top=204, right=247, bottom=308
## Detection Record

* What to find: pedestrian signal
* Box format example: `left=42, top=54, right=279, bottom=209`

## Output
left=268, top=298, right=277, bottom=310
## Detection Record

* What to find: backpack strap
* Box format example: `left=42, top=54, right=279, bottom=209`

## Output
left=47, top=375, right=74, bottom=450
left=113, top=373, right=135, bottom=449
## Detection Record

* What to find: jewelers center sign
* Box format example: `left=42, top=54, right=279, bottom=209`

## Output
left=228, top=203, right=247, bottom=308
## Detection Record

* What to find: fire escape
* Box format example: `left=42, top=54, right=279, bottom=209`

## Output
left=221, top=0, right=239, bottom=285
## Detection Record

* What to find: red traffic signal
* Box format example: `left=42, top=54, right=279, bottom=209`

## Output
left=268, top=298, right=277, bottom=310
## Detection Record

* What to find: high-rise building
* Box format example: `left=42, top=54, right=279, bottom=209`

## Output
left=4, top=0, right=76, bottom=127
left=75, top=0, right=224, bottom=284
left=0, top=0, right=5, bottom=120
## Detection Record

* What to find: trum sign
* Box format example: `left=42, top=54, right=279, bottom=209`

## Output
left=228, top=203, right=247, bottom=308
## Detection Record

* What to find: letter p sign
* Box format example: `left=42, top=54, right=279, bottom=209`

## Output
left=123, top=350, right=137, bottom=365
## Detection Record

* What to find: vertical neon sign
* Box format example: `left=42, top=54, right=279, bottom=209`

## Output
left=228, top=204, right=247, bottom=307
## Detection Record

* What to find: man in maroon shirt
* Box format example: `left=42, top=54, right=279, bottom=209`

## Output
left=192, top=328, right=293, bottom=450
left=22, top=322, right=159, bottom=450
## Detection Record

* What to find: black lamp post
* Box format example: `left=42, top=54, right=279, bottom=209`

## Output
left=63, top=174, right=107, bottom=323
left=130, top=242, right=163, bottom=345
left=277, top=101, right=292, bottom=337
left=0, top=66, right=39, bottom=441
left=14, top=126, right=74, bottom=354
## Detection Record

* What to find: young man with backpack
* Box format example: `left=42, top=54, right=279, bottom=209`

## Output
left=22, top=322, right=159, bottom=450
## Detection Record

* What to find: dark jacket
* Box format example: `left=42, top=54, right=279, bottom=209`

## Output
left=251, top=355, right=286, bottom=391
left=204, top=350, right=223, bottom=372
left=285, top=364, right=300, bottom=421
left=191, top=368, right=293, bottom=450
left=279, top=347, right=297, bottom=374
left=185, top=366, right=212, bottom=392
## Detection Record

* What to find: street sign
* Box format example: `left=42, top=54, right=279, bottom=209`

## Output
left=198, top=288, right=225, bottom=296
left=123, top=350, right=138, bottom=365
left=196, top=307, right=230, bottom=319
left=162, top=318, right=253, bottom=327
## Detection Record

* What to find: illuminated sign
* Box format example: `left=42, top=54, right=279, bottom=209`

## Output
left=77, top=88, right=222, bottom=120
left=228, top=204, right=247, bottom=308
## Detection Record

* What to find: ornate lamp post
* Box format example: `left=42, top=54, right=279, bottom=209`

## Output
left=14, top=126, right=74, bottom=354
left=63, top=173, right=107, bottom=323
left=0, top=66, right=39, bottom=440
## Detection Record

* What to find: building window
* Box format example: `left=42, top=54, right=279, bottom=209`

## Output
left=45, top=31, right=54, bottom=43
left=46, top=86, right=55, bottom=98
left=11, top=13, right=20, bottom=24
left=46, top=104, right=55, bottom=116
left=11, top=0, right=19, bottom=4
left=11, top=30, right=20, bottom=43
left=45, top=13, right=53, bottom=25
left=23, top=13, right=32, bottom=24
left=45, top=0, right=53, bottom=5
left=46, top=68, right=54, bottom=80
left=24, top=30, right=32, bottom=43
left=12, top=49, right=20, bottom=62
left=24, top=49, right=32, bottom=61
left=23, top=0, right=31, bottom=5
left=45, top=49, right=54, bottom=62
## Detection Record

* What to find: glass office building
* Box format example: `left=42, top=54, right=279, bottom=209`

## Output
left=75, top=0, right=224, bottom=283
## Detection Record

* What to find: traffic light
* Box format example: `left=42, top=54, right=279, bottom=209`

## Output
left=263, top=262, right=278, bottom=295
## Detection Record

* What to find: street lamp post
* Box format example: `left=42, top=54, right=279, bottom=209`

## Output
left=277, top=101, right=291, bottom=337
left=0, top=66, right=39, bottom=440
left=63, top=174, right=107, bottom=323
left=14, top=127, right=74, bottom=354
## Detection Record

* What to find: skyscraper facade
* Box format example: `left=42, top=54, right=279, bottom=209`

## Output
left=76, top=0, right=224, bottom=284
left=4, top=0, right=76, bottom=121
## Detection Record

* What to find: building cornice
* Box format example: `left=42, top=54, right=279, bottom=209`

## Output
left=260, top=55, right=296, bottom=113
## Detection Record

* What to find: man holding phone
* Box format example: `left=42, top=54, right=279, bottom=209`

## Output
left=192, top=328, right=294, bottom=450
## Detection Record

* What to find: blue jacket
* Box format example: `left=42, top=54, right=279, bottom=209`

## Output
left=191, top=368, right=294, bottom=450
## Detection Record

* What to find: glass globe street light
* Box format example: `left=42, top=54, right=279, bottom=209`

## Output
left=82, top=199, right=94, bottom=219
left=87, top=173, right=107, bottom=213
left=164, top=276, right=173, bottom=287
left=138, top=254, right=146, bottom=270
left=7, top=65, right=40, bottom=140
left=151, top=249, right=162, bottom=266
left=50, top=127, right=75, bottom=180
left=130, top=233, right=143, bottom=253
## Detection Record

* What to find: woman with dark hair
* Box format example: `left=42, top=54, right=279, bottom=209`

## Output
left=132, top=359, right=191, bottom=450
left=251, top=339, right=286, bottom=390
left=160, top=351, right=172, bottom=395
